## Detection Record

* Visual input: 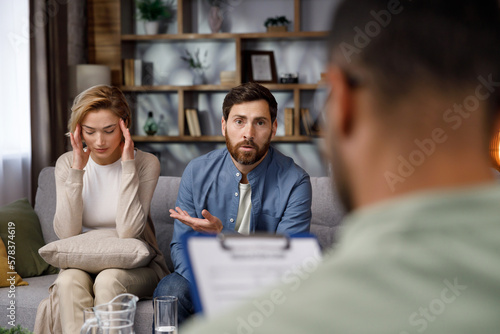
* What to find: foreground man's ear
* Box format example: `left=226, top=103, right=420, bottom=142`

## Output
left=326, top=66, right=356, bottom=139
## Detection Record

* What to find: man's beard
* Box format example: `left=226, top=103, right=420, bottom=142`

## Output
left=225, top=130, right=271, bottom=166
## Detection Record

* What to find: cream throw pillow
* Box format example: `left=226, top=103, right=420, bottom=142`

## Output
left=38, top=229, right=154, bottom=274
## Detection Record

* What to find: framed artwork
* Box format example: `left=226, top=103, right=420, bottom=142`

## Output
left=242, top=50, right=278, bottom=83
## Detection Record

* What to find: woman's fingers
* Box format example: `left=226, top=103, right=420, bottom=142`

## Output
left=120, top=119, right=134, bottom=161
left=70, top=123, right=89, bottom=170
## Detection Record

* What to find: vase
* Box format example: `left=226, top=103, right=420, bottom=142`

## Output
left=192, top=70, right=205, bottom=85
left=144, top=21, right=160, bottom=35
left=143, top=111, right=158, bottom=135
left=208, top=6, right=223, bottom=33
left=267, top=26, right=287, bottom=33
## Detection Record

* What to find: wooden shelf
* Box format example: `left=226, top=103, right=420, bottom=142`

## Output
left=121, top=84, right=237, bottom=92
left=121, top=31, right=329, bottom=42
left=262, top=83, right=324, bottom=91
left=121, top=83, right=324, bottom=92
left=133, top=135, right=225, bottom=142
left=132, top=135, right=312, bottom=143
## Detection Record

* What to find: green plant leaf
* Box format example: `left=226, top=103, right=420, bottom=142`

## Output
left=136, top=0, right=175, bottom=21
left=0, top=325, right=34, bottom=334
left=264, top=15, right=290, bottom=27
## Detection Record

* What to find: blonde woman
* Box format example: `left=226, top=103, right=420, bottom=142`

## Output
left=35, top=85, right=169, bottom=333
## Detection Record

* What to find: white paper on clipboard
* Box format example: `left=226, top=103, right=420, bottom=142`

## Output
left=184, top=233, right=322, bottom=318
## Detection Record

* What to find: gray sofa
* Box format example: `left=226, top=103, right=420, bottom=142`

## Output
left=0, top=166, right=345, bottom=332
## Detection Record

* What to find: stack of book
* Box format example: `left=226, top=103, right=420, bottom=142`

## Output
left=300, top=108, right=313, bottom=136
left=122, top=59, right=154, bottom=86
left=185, top=109, right=202, bottom=137
left=220, top=71, right=237, bottom=85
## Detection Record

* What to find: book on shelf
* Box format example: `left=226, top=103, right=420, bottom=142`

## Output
left=122, top=59, right=134, bottom=86
left=310, top=114, right=324, bottom=136
left=134, top=59, right=142, bottom=86
left=142, top=62, right=154, bottom=86
left=191, top=109, right=202, bottom=136
left=284, top=108, right=294, bottom=136
left=122, top=59, right=149, bottom=86
left=185, top=109, right=195, bottom=136
left=185, top=108, right=202, bottom=137
left=300, top=108, right=313, bottom=136
left=220, top=70, right=237, bottom=85
left=197, top=110, right=213, bottom=136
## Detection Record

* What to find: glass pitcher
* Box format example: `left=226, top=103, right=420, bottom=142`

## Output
left=80, top=293, right=139, bottom=334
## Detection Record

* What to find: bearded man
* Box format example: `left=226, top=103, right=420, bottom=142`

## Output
left=153, top=81, right=312, bottom=325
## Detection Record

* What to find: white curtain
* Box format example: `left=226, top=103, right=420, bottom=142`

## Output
left=0, top=1, right=31, bottom=206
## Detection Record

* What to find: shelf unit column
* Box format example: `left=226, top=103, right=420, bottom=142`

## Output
left=294, top=0, right=301, bottom=32
left=177, top=0, right=192, bottom=34
left=235, top=37, right=242, bottom=85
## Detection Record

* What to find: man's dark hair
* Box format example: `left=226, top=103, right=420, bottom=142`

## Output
left=222, top=82, right=278, bottom=123
left=329, top=0, right=500, bottom=134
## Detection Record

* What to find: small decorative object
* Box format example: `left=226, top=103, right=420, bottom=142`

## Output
left=143, top=111, right=158, bottom=135
left=136, top=0, right=175, bottom=35
left=206, top=0, right=227, bottom=33
left=181, top=48, right=209, bottom=85
left=318, top=72, right=327, bottom=84
left=156, top=114, right=168, bottom=135
left=279, top=72, right=298, bottom=84
left=264, top=15, right=290, bottom=32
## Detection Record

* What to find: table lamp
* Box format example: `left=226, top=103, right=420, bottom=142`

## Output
left=69, top=64, right=111, bottom=98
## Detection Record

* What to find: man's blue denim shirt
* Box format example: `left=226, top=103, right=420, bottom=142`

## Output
left=170, top=146, right=312, bottom=280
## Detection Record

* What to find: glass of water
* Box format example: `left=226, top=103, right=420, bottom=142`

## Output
left=154, top=296, right=178, bottom=334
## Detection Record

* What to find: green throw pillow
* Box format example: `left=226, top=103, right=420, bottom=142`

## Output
left=0, top=198, right=58, bottom=278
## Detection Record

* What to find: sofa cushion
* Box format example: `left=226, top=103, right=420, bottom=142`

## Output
left=34, top=167, right=59, bottom=244
left=0, top=237, right=28, bottom=287
left=150, top=176, right=181, bottom=273
left=310, top=177, right=345, bottom=251
left=39, top=229, right=155, bottom=274
left=0, top=198, right=58, bottom=278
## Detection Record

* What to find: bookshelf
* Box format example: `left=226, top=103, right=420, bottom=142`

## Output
left=87, top=0, right=328, bottom=143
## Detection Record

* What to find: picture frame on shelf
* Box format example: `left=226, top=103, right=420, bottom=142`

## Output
left=242, top=50, right=278, bottom=83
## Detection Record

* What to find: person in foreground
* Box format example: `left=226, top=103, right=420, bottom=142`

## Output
left=34, top=85, right=169, bottom=333
left=181, top=0, right=500, bottom=333
left=153, top=82, right=312, bottom=325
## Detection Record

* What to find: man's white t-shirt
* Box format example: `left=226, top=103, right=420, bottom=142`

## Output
left=235, top=182, right=252, bottom=235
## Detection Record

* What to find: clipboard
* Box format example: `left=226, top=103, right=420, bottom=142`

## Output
left=183, top=233, right=322, bottom=318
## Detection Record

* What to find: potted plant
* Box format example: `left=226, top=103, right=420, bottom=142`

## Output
left=136, top=0, right=175, bottom=35
left=181, top=48, right=210, bottom=85
left=0, top=325, right=33, bottom=334
left=264, top=15, right=291, bottom=32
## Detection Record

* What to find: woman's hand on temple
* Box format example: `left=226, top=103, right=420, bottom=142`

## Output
left=120, top=118, right=135, bottom=161
left=70, top=123, right=90, bottom=170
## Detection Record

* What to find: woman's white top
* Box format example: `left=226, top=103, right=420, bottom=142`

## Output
left=82, top=155, right=122, bottom=230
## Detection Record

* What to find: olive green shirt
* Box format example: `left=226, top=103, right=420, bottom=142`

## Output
left=182, top=184, right=500, bottom=334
